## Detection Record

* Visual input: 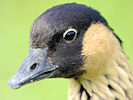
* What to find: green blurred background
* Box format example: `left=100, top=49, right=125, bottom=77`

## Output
left=0, top=0, right=133, bottom=100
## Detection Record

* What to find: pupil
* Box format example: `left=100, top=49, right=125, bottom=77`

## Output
left=65, top=31, right=75, bottom=40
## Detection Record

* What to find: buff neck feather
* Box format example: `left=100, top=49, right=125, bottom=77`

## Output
left=68, top=23, right=133, bottom=100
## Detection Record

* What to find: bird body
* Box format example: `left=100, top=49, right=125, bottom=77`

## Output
left=68, top=23, right=133, bottom=100
left=8, top=3, right=133, bottom=100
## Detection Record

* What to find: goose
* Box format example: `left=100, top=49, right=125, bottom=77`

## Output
left=8, top=3, right=133, bottom=100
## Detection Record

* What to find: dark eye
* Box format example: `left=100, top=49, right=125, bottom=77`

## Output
left=63, top=29, right=77, bottom=43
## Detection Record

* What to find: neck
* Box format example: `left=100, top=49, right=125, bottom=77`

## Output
left=68, top=51, right=133, bottom=100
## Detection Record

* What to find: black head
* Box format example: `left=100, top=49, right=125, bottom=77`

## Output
left=8, top=3, right=121, bottom=89
left=29, top=3, right=109, bottom=77
left=30, top=3, right=109, bottom=48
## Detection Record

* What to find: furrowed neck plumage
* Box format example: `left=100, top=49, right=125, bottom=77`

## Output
left=68, top=23, right=133, bottom=100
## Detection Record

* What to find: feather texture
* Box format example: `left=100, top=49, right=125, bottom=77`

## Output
left=68, top=23, right=133, bottom=100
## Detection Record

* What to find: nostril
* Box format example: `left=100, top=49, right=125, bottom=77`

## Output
left=30, top=63, right=38, bottom=70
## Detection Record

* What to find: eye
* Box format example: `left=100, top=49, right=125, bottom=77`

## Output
left=63, top=28, right=77, bottom=43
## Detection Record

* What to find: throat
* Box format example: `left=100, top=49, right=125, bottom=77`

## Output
left=68, top=52, right=133, bottom=100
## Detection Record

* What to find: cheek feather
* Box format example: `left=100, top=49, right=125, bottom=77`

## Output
left=81, top=23, right=122, bottom=78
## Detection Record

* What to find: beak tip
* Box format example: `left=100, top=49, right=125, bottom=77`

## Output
left=8, top=76, right=20, bottom=89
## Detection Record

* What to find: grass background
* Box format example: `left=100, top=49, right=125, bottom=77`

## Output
left=0, top=0, right=133, bottom=100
